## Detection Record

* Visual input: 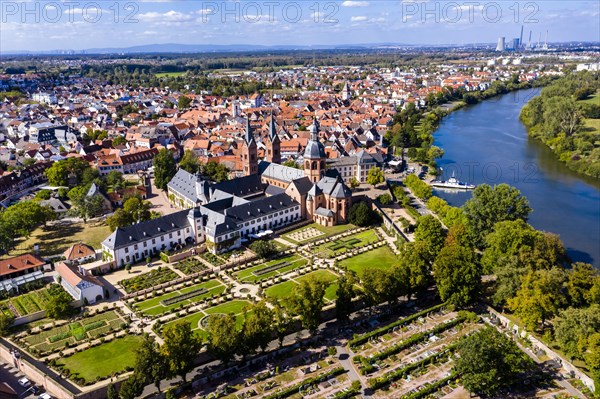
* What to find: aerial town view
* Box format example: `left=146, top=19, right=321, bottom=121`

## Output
left=0, top=1, right=599, bottom=399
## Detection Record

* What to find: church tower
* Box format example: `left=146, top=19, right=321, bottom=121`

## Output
left=265, top=111, right=281, bottom=164
left=342, top=81, right=352, bottom=101
left=303, top=117, right=326, bottom=183
left=242, top=118, right=258, bottom=175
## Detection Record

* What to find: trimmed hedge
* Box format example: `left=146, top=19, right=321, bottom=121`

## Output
left=360, top=314, right=467, bottom=371
left=263, top=367, right=346, bottom=399
left=400, top=374, right=457, bottom=399
left=161, top=287, right=208, bottom=306
left=348, top=303, right=446, bottom=349
left=368, top=342, right=459, bottom=390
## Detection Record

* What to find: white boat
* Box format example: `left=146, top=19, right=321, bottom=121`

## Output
left=431, top=172, right=476, bottom=190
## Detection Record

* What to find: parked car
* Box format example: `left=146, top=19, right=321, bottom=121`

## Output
left=18, top=377, right=31, bottom=387
left=39, top=393, right=52, bottom=399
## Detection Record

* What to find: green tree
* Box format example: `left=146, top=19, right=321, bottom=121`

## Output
left=71, top=194, right=105, bottom=223
left=491, top=256, right=528, bottom=308
left=360, top=268, right=400, bottom=309
left=241, top=301, right=274, bottom=354
left=106, top=383, right=118, bottom=399
left=34, top=189, right=52, bottom=200
left=0, top=313, right=15, bottom=336
left=282, top=158, right=300, bottom=169
left=433, top=244, right=481, bottom=307
left=118, top=374, right=146, bottom=399
left=481, top=220, right=540, bottom=274
left=106, top=208, right=131, bottom=231
left=45, top=288, right=74, bottom=319
left=249, top=240, right=276, bottom=259
left=179, top=150, right=200, bottom=174
left=454, top=327, right=534, bottom=397
left=566, top=263, right=599, bottom=307
left=347, top=201, right=379, bottom=227
left=396, top=241, right=432, bottom=299
left=133, top=334, right=168, bottom=393
left=335, top=272, right=357, bottom=322
left=349, top=176, right=360, bottom=189
left=463, top=184, right=532, bottom=248
left=154, top=149, right=177, bottom=191
left=178, top=95, right=192, bottom=110
left=206, top=313, right=240, bottom=364
left=202, top=161, right=229, bottom=182
left=112, top=135, right=127, bottom=146
left=45, top=157, right=90, bottom=187
left=414, top=215, right=446, bottom=262
left=554, top=305, right=600, bottom=360
left=366, top=167, right=385, bottom=187
left=288, top=276, right=328, bottom=334
left=105, top=171, right=125, bottom=192
left=123, top=196, right=152, bottom=223
left=376, top=193, right=392, bottom=206
left=508, top=267, right=567, bottom=331
left=161, top=320, right=201, bottom=382
left=543, top=96, right=582, bottom=137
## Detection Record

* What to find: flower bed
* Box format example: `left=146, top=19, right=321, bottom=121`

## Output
left=120, top=267, right=179, bottom=294
left=173, top=258, right=206, bottom=275
left=161, top=287, right=208, bottom=306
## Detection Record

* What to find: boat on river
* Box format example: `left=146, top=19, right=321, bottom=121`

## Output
left=431, top=172, right=476, bottom=189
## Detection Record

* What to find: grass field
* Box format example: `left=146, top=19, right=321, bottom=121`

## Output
left=282, top=223, right=355, bottom=244
left=339, top=245, right=398, bottom=277
left=579, top=91, right=599, bottom=105
left=265, top=269, right=339, bottom=302
left=312, top=229, right=380, bottom=258
left=583, top=118, right=600, bottom=133
left=161, top=300, right=252, bottom=340
left=155, top=72, right=186, bottom=78
left=23, top=310, right=125, bottom=354
left=233, top=254, right=308, bottom=283
left=2, top=221, right=111, bottom=259
left=134, top=279, right=226, bottom=316
left=57, top=335, right=143, bottom=383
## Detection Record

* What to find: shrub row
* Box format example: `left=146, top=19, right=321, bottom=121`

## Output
left=363, top=314, right=467, bottom=368
left=348, top=303, right=446, bottom=349
left=263, top=367, right=346, bottom=399
left=400, top=373, right=457, bottom=399
left=161, top=287, right=208, bottom=306
left=368, top=342, right=458, bottom=390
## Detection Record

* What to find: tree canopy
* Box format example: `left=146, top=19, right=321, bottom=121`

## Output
left=154, top=149, right=177, bottom=190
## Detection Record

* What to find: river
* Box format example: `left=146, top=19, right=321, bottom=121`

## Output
left=433, top=88, right=600, bottom=267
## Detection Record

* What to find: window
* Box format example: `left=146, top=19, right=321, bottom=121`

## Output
left=152, top=239, right=156, bottom=244
left=124, top=247, right=129, bottom=253
left=134, top=244, right=138, bottom=250
left=169, top=233, right=173, bottom=239
left=143, top=242, right=147, bottom=247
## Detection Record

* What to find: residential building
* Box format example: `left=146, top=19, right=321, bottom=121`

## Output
left=55, top=262, right=104, bottom=304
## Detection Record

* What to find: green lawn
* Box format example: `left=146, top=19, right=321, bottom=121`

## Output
left=23, top=310, right=125, bottom=354
left=312, top=229, right=380, bottom=258
left=2, top=221, right=111, bottom=259
left=265, top=270, right=340, bottom=302
left=134, top=279, right=226, bottom=316
left=155, top=72, right=186, bottom=78
left=282, top=223, right=355, bottom=244
left=583, top=118, right=600, bottom=134
left=57, top=335, right=143, bottom=383
left=233, top=254, right=308, bottom=283
left=579, top=91, right=599, bottom=105
left=339, top=245, right=398, bottom=277
left=161, top=300, right=252, bottom=341
left=2, top=287, right=54, bottom=317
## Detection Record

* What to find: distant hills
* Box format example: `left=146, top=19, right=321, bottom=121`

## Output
left=2, top=42, right=467, bottom=55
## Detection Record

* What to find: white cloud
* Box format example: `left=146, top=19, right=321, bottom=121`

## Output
left=351, top=16, right=368, bottom=22
left=342, top=1, right=369, bottom=7
left=138, top=10, right=195, bottom=23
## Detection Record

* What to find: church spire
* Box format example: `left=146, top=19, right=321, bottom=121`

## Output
left=245, top=118, right=254, bottom=144
left=310, top=115, right=319, bottom=141
left=269, top=111, right=277, bottom=140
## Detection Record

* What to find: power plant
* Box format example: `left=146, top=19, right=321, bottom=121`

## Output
left=495, top=26, right=549, bottom=51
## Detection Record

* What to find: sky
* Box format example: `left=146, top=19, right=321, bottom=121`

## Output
left=0, top=0, right=599, bottom=52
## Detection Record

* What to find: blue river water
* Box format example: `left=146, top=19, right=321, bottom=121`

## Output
left=433, top=88, right=600, bottom=267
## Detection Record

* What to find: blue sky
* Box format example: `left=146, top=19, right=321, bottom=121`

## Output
left=1, top=1, right=598, bottom=51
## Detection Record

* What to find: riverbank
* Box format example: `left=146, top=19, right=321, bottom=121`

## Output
left=519, top=73, right=600, bottom=179
left=431, top=88, right=600, bottom=267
